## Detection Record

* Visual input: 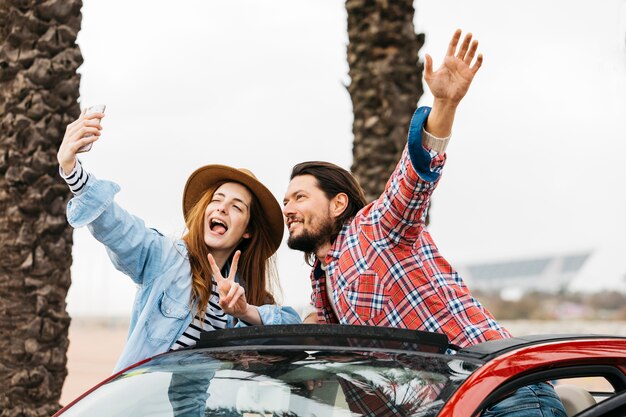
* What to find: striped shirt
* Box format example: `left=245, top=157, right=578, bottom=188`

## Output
left=59, top=159, right=90, bottom=195
left=170, top=281, right=227, bottom=350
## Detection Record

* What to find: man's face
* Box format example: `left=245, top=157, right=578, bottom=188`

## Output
left=283, top=175, right=335, bottom=253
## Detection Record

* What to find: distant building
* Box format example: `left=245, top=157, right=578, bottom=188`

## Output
left=457, top=252, right=592, bottom=296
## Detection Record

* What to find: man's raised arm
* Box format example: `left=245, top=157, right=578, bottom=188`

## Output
left=424, top=29, right=483, bottom=139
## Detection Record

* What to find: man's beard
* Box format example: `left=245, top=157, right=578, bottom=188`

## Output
left=287, top=217, right=335, bottom=254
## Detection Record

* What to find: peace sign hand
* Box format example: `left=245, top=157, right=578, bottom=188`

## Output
left=207, top=251, right=250, bottom=318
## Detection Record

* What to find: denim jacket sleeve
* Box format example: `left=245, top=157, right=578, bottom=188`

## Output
left=234, top=305, right=301, bottom=327
left=66, top=175, right=172, bottom=286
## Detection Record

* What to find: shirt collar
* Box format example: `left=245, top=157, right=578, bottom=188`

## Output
left=324, top=219, right=352, bottom=263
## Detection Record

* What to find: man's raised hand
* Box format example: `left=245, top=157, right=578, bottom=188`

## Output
left=424, top=29, right=483, bottom=106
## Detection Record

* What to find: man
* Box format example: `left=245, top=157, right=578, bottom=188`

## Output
left=283, top=30, right=567, bottom=416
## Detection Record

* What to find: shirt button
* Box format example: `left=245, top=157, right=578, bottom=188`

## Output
left=166, top=309, right=171, bottom=314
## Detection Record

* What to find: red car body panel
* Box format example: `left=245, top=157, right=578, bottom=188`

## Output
left=439, top=338, right=626, bottom=417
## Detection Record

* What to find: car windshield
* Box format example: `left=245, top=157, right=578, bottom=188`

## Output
left=60, top=348, right=479, bottom=417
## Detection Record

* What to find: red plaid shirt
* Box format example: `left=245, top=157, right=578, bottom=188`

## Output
left=310, top=108, right=511, bottom=348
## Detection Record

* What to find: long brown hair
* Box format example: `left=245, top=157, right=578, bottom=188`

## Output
left=182, top=181, right=279, bottom=317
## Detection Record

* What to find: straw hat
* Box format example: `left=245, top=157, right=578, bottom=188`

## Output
left=182, top=165, right=284, bottom=254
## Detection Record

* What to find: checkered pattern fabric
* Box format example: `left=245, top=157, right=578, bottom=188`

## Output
left=309, top=144, right=511, bottom=348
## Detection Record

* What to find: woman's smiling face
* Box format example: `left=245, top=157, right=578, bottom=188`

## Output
left=204, top=182, right=253, bottom=256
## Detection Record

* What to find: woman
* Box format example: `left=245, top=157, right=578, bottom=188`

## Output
left=57, top=109, right=300, bottom=373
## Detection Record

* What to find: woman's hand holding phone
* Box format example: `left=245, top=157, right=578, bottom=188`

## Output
left=57, top=105, right=105, bottom=175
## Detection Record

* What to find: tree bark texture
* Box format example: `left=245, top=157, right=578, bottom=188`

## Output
left=0, top=0, right=82, bottom=415
left=346, top=0, right=424, bottom=202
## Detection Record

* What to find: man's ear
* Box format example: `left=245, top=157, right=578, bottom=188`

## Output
left=329, top=193, right=349, bottom=219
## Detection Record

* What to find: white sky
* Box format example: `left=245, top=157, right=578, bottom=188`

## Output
left=67, top=0, right=626, bottom=316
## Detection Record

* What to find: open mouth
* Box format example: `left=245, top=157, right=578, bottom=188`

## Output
left=209, top=218, right=228, bottom=235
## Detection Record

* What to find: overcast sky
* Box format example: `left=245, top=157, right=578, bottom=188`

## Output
left=67, top=0, right=626, bottom=316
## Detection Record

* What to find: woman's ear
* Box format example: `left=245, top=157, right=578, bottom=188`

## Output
left=242, top=230, right=251, bottom=239
left=330, top=193, right=349, bottom=219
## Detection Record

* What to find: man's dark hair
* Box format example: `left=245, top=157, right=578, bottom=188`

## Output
left=290, top=161, right=368, bottom=238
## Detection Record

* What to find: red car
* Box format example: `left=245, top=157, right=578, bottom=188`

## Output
left=55, top=325, right=626, bottom=417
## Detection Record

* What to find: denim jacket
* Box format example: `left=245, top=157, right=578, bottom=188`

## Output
left=66, top=176, right=300, bottom=373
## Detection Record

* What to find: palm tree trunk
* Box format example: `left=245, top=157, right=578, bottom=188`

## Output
left=346, top=0, right=425, bottom=202
left=0, top=0, right=82, bottom=415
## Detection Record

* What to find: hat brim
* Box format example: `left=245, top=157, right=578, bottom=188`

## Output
left=182, top=165, right=284, bottom=255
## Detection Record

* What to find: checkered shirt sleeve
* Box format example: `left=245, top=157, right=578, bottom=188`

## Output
left=313, top=106, right=512, bottom=348
left=366, top=117, right=446, bottom=245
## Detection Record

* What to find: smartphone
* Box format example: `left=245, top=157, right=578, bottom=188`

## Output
left=77, top=104, right=106, bottom=153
